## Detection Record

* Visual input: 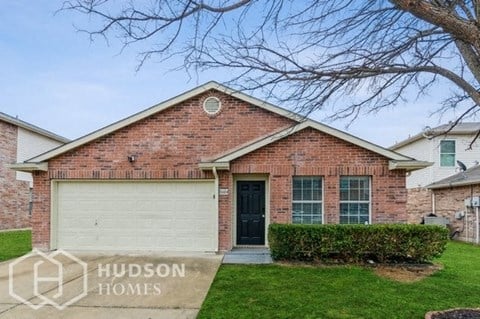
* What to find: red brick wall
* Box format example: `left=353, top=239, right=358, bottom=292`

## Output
left=31, top=90, right=407, bottom=250
left=216, top=127, right=407, bottom=250
left=432, top=185, right=480, bottom=242
left=0, top=120, right=31, bottom=230
left=31, top=90, right=295, bottom=248
left=406, top=187, right=433, bottom=224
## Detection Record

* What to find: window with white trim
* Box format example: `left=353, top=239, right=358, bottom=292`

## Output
left=203, top=96, right=221, bottom=115
left=440, top=140, right=455, bottom=167
left=292, top=176, right=322, bottom=224
left=339, top=176, right=370, bottom=224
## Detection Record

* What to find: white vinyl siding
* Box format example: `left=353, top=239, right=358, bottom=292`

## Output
left=16, top=127, right=64, bottom=184
left=292, top=176, right=323, bottom=224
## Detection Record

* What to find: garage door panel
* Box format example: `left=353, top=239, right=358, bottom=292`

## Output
left=55, top=181, right=216, bottom=251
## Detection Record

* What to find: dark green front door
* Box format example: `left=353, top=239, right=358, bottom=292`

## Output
left=236, top=181, right=265, bottom=245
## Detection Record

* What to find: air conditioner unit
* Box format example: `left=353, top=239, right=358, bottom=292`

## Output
left=464, top=197, right=480, bottom=207
left=424, top=216, right=450, bottom=226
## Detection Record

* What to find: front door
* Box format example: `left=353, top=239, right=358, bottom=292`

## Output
left=236, top=181, right=265, bottom=245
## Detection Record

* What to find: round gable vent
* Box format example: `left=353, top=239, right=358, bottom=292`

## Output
left=203, top=96, right=221, bottom=115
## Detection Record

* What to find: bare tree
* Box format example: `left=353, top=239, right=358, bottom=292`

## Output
left=63, top=1, right=480, bottom=133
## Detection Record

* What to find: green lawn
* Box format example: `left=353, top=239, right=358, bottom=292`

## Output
left=199, top=241, right=480, bottom=319
left=0, top=230, right=32, bottom=262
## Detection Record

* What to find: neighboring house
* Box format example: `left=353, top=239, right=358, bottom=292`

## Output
left=391, top=123, right=480, bottom=223
left=11, top=82, right=428, bottom=252
left=427, top=166, right=480, bottom=243
left=0, top=112, right=68, bottom=230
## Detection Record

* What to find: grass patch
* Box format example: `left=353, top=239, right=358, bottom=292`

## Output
left=198, top=241, right=480, bottom=319
left=0, top=230, right=32, bottom=262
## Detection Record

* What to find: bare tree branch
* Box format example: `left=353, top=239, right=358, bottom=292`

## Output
left=61, top=0, right=480, bottom=133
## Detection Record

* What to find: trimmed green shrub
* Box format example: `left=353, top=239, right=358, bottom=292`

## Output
left=268, top=223, right=449, bottom=263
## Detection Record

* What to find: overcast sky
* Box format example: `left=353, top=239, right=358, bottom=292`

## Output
left=0, top=1, right=466, bottom=148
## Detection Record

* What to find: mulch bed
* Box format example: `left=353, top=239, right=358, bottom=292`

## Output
left=426, top=309, right=480, bottom=319
left=372, top=263, right=442, bottom=283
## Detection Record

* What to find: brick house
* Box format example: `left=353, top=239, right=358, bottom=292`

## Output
left=11, top=82, right=428, bottom=252
left=427, top=165, right=480, bottom=243
left=391, top=123, right=480, bottom=225
left=1, top=112, right=68, bottom=230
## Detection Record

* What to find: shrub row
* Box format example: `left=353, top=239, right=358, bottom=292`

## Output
left=268, top=223, right=449, bottom=263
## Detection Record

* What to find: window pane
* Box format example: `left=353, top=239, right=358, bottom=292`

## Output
left=359, top=203, right=369, bottom=214
left=349, top=216, right=359, bottom=224
left=293, top=178, right=302, bottom=189
left=293, top=188, right=302, bottom=201
left=440, top=154, right=455, bottom=167
left=312, top=179, right=322, bottom=200
left=312, top=214, right=322, bottom=223
left=292, top=177, right=322, bottom=224
left=303, top=178, right=312, bottom=200
left=349, top=188, right=359, bottom=200
left=350, top=179, right=359, bottom=189
left=360, top=190, right=369, bottom=201
left=440, top=141, right=455, bottom=167
left=359, top=215, right=369, bottom=224
left=339, top=177, right=370, bottom=224
left=440, top=140, right=455, bottom=153
left=293, top=178, right=302, bottom=200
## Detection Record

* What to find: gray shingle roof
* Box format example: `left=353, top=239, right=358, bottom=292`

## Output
left=0, top=112, right=69, bottom=143
left=427, top=164, right=480, bottom=189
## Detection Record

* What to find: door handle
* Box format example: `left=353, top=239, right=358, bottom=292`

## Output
left=262, top=214, right=265, bottom=218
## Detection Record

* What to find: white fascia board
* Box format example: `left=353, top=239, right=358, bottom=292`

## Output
left=7, top=162, right=48, bottom=172
left=427, top=178, right=480, bottom=189
left=388, top=160, right=433, bottom=171
left=198, top=162, right=230, bottom=171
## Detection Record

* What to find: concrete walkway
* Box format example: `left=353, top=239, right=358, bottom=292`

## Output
left=0, top=252, right=223, bottom=319
left=222, top=248, right=273, bottom=264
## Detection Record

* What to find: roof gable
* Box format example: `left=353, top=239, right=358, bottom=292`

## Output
left=24, top=81, right=422, bottom=169
left=27, top=81, right=302, bottom=163
left=199, top=120, right=430, bottom=171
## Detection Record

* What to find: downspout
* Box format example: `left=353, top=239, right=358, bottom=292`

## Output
left=431, top=192, right=436, bottom=215
left=476, top=206, right=479, bottom=244
left=468, top=185, right=473, bottom=242
left=212, top=167, right=220, bottom=252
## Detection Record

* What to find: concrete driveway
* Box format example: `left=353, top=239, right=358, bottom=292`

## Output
left=0, top=251, right=223, bottom=319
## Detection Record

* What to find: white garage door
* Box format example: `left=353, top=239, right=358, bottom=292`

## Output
left=54, top=181, right=217, bottom=251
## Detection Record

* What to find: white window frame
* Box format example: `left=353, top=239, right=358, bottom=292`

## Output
left=292, top=176, right=324, bottom=224
left=439, top=140, right=456, bottom=167
left=339, top=176, right=371, bottom=225
left=203, top=96, right=222, bottom=115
